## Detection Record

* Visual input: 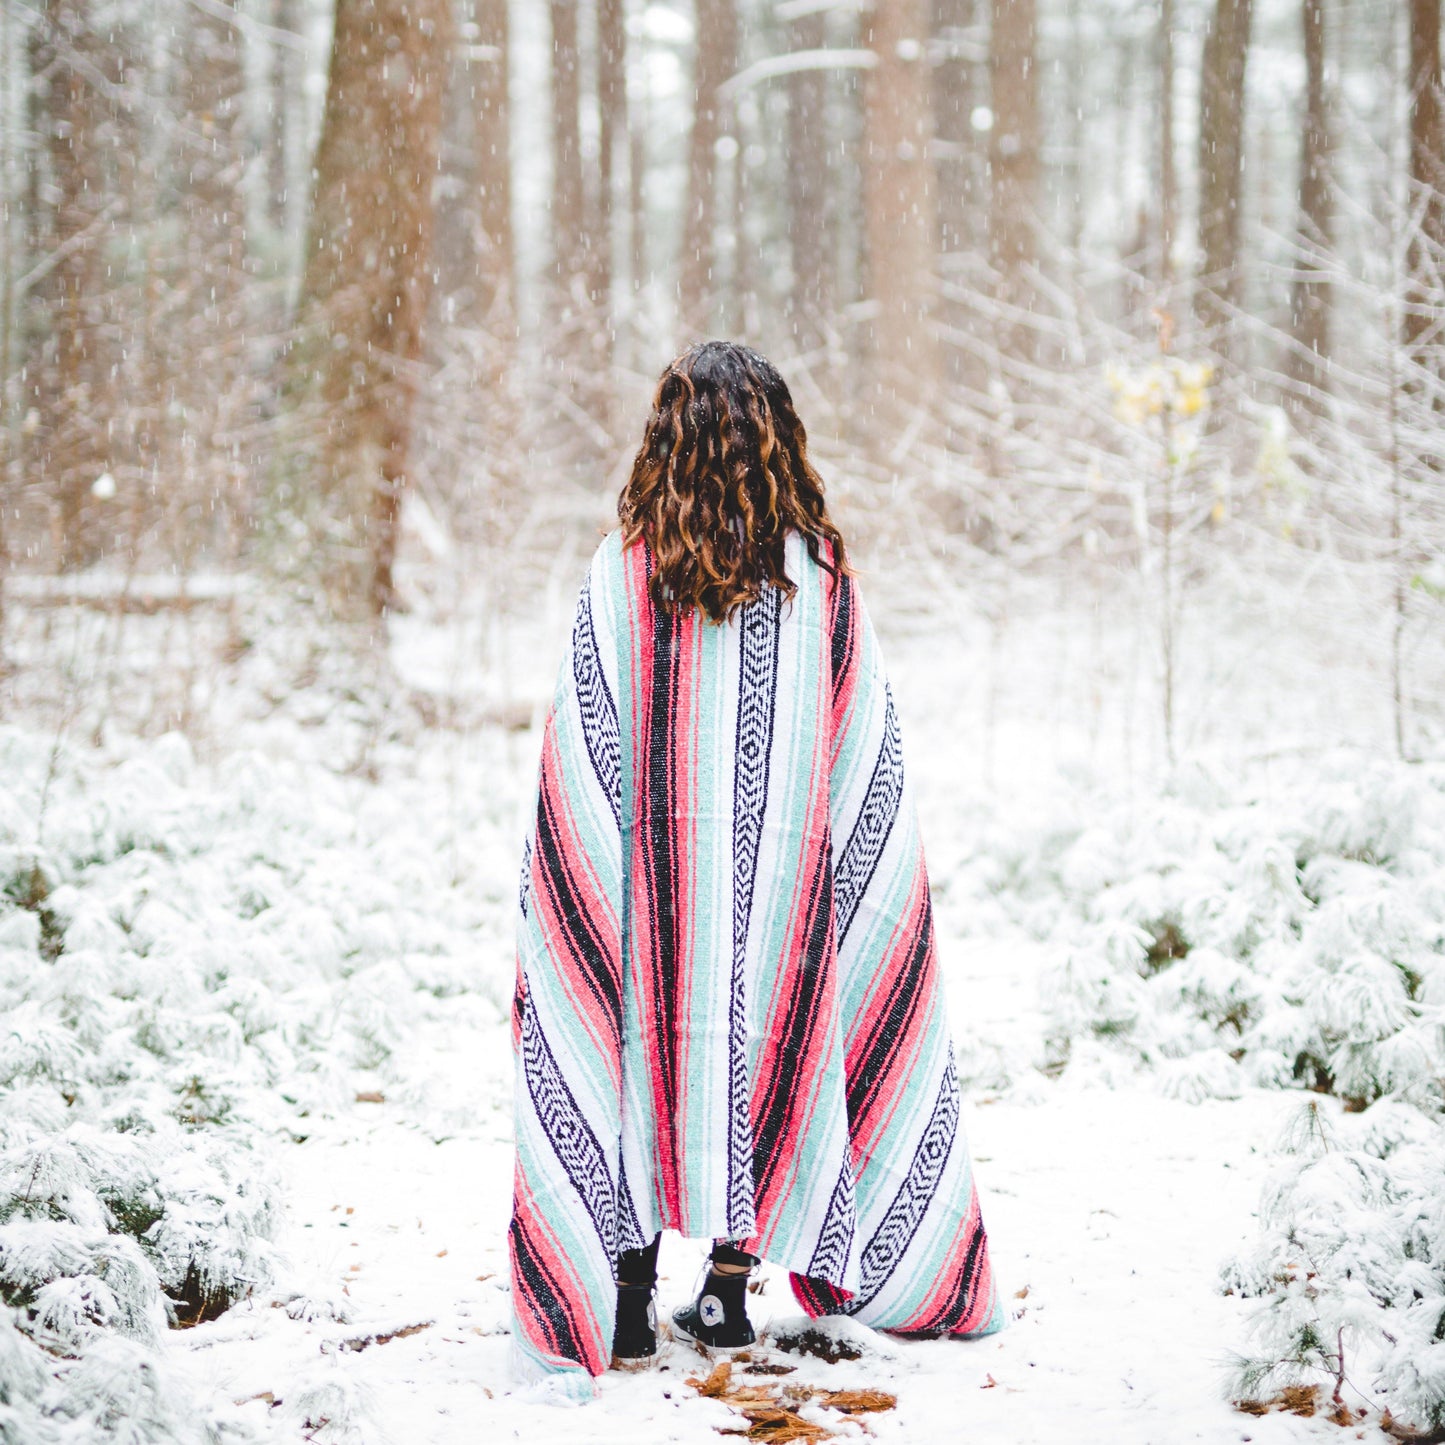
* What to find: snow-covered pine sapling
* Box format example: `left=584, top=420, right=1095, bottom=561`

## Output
left=1035, top=757, right=1445, bottom=1110
left=1224, top=1097, right=1445, bottom=1433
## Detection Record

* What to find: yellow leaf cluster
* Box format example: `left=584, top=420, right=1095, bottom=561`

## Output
left=1106, top=358, right=1214, bottom=426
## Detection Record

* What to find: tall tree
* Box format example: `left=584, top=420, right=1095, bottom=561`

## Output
left=1406, top=0, right=1442, bottom=373
left=1195, top=0, right=1253, bottom=368
left=592, top=0, right=626, bottom=358
left=30, top=0, right=117, bottom=568
left=550, top=0, right=614, bottom=426
left=933, top=0, right=979, bottom=261
left=174, top=0, right=248, bottom=545
left=785, top=5, right=831, bottom=351
left=550, top=0, right=585, bottom=310
left=863, top=0, right=939, bottom=404
left=932, top=0, right=986, bottom=391
left=267, top=0, right=302, bottom=232
left=629, top=6, right=649, bottom=311
left=1158, top=0, right=1176, bottom=289
left=473, top=0, right=514, bottom=326
left=434, top=0, right=514, bottom=328
left=987, top=0, right=1038, bottom=362
left=680, top=0, right=737, bottom=333
left=1287, top=0, right=1333, bottom=412
left=284, top=0, right=453, bottom=620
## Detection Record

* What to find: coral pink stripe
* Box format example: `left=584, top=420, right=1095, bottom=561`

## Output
left=899, top=1186, right=993, bottom=1334
left=846, top=872, right=939, bottom=1160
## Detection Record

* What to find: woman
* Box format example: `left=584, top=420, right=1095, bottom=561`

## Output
left=509, top=342, right=1003, bottom=1390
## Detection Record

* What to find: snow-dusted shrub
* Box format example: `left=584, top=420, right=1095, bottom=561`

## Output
left=0, top=720, right=508, bottom=1440
left=974, top=756, right=1445, bottom=1107
left=279, top=1363, right=375, bottom=1445
left=1224, top=1099, right=1445, bottom=1432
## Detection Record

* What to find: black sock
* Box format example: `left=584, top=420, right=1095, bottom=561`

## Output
left=710, top=1241, right=759, bottom=1271
left=617, top=1232, right=661, bottom=1287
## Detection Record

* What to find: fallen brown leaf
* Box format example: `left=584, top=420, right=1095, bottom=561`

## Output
left=727, top=1405, right=832, bottom=1442
left=687, top=1361, right=733, bottom=1399
left=820, top=1389, right=895, bottom=1415
left=338, top=1321, right=433, bottom=1352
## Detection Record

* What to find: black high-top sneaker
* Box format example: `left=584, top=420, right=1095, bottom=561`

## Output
left=671, top=1245, right=758, bottom=1354
left=611, top=1282, right=658, bottom=1369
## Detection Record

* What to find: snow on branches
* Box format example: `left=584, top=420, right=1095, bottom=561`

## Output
left=0, top=723, right=500, bottom=1441
left=942, top=751, right=1445, bottom=1431
left=1223, top=1100, right=1445, bottom=1433
left=961, top=754, right=1445, bottom=1111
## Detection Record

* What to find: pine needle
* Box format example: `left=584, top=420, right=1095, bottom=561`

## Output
left=820, top=1389, right=897, bottom=1414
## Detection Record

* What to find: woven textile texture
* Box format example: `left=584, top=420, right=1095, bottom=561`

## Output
left=508, top=530, right=1004, bottom=1382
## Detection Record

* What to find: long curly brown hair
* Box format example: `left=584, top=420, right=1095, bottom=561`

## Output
left=618, top=341, right=849, bottom=623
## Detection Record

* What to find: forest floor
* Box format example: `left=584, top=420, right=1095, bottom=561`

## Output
left=3, top=543, right=1436, bottom=1444
left=182, top=980, right=1357, bottom=1445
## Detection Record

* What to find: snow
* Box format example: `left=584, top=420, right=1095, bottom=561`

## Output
left=174, top=1018, right=1345, bottom=1445
left=2, top=553, right=1442, bottom=1442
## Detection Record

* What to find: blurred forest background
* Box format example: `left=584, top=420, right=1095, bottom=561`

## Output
left=0, top=0, right=1441, bottom=763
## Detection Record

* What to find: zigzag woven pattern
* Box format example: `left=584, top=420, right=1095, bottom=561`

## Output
left=726, top=589, right=781, bottom=1236
left=508, top=531, right=1004, bottom=1382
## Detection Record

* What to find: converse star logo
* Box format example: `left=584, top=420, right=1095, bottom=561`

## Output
left=699, top=1294, right=725, bottom=1327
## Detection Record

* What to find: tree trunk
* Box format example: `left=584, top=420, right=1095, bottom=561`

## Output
left=1195, top=0, right=1253, bottom=369
left=1287, top=0, right=1332, bottom=413
left=680, top=0, right=737, bottom=335
left=863, top=0, right=940, bottom=408
left=286, top=0, right=453, bottom=621
left=932, top=0, right=985, bottom=393
left=550, top=0, right=585, bottom=308
left=592, top=0, right=625, bottom=361
left=474, top=0, right=514, bottom=326
left=987, top=0, right=1039, bottom=363
left=434, top=0, right=514, bottom=329
left=1158, top=0, right=1176, bottom=289
left=785, top=6, right=831, bottom=351
left=1405, top=0, right=1442, bottom=372
left=175, top=0, right=249, bottom=555
left=268, top=0, right=301, bottom=231
left=933, top=0, right=980, bottom=258
left=31, top=0, right=115, bottom=569
left=629, top=9, right=649, bottom=310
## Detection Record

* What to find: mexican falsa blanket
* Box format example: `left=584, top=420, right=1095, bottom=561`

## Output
left=509, top=529, right=1004, bottom=1382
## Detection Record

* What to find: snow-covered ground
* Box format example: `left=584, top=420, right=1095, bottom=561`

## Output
left=2, top=544, right=1441, bottom=1444
left=179, top=1013, right=1333, bottom=1445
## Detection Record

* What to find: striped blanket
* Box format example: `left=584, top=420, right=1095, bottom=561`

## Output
left=509, top=530, right=1004, bottom=1384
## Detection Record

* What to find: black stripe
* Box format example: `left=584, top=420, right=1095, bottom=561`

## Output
left=641, top=600, right=684, bottom=1144
left=752, top=843, right=834, bottom=1199
left=846, top=900, right=934, bottom=1129
left=520, top=996, right=620, bottom=1258
left=535, top=783, right=621, bottom=1042
left=572, top=577, right=622, bottom=824
left=804, top=1160, right=856, bottom=1285
left=510, top=1213, right=589, bottom=1366
left=913, top=1221, right=988, bottom=1335
left=847, top=1056, right=960, bottom=1314
left=726, top=588, right=782, bottom=1234
left=833, top=693, right=905, bottom=944
left=829, top=571, right=856, bottom=706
